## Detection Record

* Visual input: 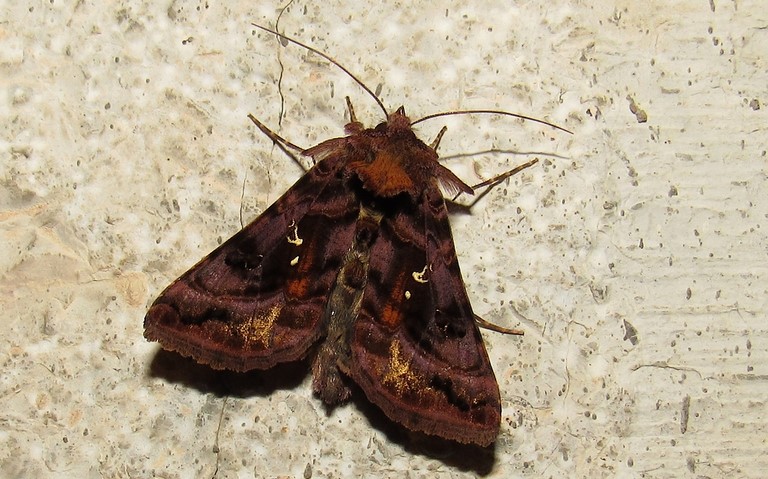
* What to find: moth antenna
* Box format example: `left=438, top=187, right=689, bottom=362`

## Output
left=251, top=23, right=389, bottom=119
left=429, top=126, right=448, bottom=151
left=474, top=314, right=524, bottom=336
left=411, top=109, right=572, bottom=135
left=247, top=113, right=311, bottom=168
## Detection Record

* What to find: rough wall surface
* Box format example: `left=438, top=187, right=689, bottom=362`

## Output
left=1, top=1, right=765, bottom=477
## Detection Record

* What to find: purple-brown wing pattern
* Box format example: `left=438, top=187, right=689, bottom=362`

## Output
left=348, top=184, right=501, bottom=446
left=144, top=154, right=359, bottom=371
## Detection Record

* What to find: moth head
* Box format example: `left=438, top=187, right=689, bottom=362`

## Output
left=386, top=106, right=412, bottom=132
left=347, top=107, right=473, bottom=201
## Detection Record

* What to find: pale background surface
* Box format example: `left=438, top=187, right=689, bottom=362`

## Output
left=1, top=1, right=766, bottom=478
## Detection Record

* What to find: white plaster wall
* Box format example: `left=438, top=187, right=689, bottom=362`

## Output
left=1, top=1, right=765, bottom=477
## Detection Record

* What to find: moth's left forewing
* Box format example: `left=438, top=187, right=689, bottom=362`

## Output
left=144, top=152, right=359, bottom=372
left=349, top=184, right=501, bottom=447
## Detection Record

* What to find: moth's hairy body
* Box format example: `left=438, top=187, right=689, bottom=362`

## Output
left=145, top=109, right=503, bottom=446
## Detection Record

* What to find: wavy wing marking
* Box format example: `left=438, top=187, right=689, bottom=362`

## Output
left=349, top=185, right=501, bottom=446
left=145, top=154, right=358, bottom=371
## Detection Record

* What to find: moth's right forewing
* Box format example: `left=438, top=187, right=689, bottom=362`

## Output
left=348, top=185, right=501, bottom=446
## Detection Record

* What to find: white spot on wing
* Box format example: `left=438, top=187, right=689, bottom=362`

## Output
left=287, top=220, right=303, bottom=246
left=412, top=265, right=429, bottom=283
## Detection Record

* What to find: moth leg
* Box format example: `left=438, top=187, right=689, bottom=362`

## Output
left=428, top=126, right=448, bottom=151
left=473, top=313, right=524, bottom=336
left=451, top=158, right=540, bottom=205
left=469, top=158, right=539, bottom=191
left=247, top=113, right=309, bottom=168
left=344, top=97, right=365, bottom=135
left=345, top=96, right=358, bottom=123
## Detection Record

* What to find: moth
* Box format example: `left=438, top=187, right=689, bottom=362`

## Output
left=145, top=24, right=564, bottom=447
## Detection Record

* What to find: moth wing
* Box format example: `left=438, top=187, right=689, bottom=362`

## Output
left=349, top=185, right=501, bottom=446
left=145, top=154, right=359, bottom=371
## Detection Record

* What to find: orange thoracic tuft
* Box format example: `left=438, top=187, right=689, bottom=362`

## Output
left=306, top=109, right=472, bottom=200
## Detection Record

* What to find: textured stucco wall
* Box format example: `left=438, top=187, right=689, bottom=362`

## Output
left=1, top=1, right=766, bottom=477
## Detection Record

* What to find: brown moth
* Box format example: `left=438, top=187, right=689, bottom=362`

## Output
left=145, top=24, right=563, bottom=447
